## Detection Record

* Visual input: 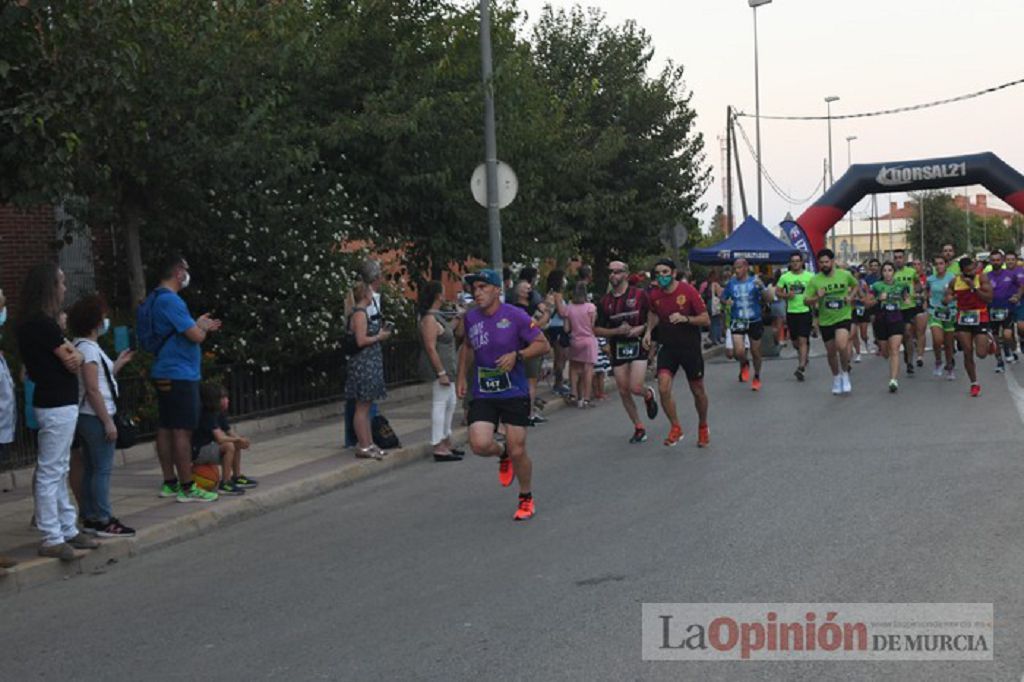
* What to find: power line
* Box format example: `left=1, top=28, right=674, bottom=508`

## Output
left=735, top=76, right=1024, bottom=121
left=732, top=116, right=824, bottom=205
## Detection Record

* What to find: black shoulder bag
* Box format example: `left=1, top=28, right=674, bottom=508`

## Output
left=98, top=356, right=139, bottom=449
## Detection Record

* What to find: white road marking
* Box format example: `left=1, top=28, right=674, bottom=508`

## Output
left=1003, top=368, right=1024, bottom=425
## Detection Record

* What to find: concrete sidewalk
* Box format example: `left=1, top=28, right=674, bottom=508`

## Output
left=0, top=380, right=586, bottom=596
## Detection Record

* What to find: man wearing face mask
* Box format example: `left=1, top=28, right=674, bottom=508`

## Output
left=147, top=254, right=223, bottom=503
left=643, top=258, right=710, bottom=448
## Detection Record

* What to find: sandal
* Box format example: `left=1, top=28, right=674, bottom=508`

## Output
left=355, top=445, right=386, bottom=460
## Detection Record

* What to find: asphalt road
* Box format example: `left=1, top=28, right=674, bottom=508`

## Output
left=3, top=347, right=1024, bottom=681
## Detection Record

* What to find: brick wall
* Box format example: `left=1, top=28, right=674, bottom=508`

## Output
left=0, top=204, right=58, bottom=312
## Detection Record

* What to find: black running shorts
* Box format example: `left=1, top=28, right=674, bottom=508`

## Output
left=819, top=321, right=851, bottom=343
left=467, top=397, right=531, bottom=428
left=786, top=312, right=813, bottom=340
left=656, top=344, right=704, bottom=381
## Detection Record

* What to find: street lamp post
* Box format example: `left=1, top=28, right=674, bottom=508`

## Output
left=749, top=0, right=772, bottom=223
left=825, top=95, right=839, bottom=250
left=846, top=135, right=857, bottom=261
left=479, top=0, right=502, bottom=271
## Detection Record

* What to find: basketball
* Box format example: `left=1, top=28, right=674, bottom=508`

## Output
left=192, top=463, right=220, bottom=491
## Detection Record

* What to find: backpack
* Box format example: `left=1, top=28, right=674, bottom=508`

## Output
left=371, top=414, right=400, bottom=449
left=136, top=288, right=176, bottom=354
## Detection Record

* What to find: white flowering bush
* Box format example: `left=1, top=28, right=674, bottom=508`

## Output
left=181, top=164, right=374, bottom=367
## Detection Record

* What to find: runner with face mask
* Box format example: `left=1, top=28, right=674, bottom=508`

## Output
left=643, top=259, right=710, bottom=448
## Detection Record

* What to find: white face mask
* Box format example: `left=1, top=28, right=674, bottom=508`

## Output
left=99, top=318, right=110, bottom=336
left=181, top=271, right=191, bottom=289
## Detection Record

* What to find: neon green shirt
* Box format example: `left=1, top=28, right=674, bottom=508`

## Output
left=894, top=266, right=919, bottom=310
left=777, top=270, right=814, bottom=314
left=807, top=269, right=858, bottom=326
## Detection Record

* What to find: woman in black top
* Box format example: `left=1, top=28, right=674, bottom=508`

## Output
left=15, top=263, right=95, bottom=561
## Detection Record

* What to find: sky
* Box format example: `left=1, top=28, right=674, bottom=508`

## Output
left=514, top=0, right=1024, bottom=232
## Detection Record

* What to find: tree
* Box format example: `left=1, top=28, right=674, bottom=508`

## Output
left=531, top=6, right=710, bottom=277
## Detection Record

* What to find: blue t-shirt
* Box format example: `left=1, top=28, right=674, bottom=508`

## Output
left=926, top=272, right=955, bottom=310
left=149, top=288, right=201, bottom=381
left=722, top=277, right=764, bottom=322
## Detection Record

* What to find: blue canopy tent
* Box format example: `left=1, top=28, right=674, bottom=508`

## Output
left=689, top=215, right=799, bottom=265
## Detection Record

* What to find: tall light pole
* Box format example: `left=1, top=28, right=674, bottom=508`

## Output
left=846, top=135, right=857, bottom=261
left=749, top=0, right=772, bottom=223
left=479, top=0, right=502, bottom=271
left=825, top=95, right=839, bottom=250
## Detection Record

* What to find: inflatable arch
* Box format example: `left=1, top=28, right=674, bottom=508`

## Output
left=787, top=152, right=1024, bottom=258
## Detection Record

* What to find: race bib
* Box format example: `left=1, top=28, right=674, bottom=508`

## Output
left=477, top=366, right=512, bottom=394
left=882, top=302, right=899, bottom=313
left=730, top=319, right=750, bottom=333
left=991, top=307, right=1009, bottom=322
left=615, top=339, right=641, bottom=361
left=825, top=299, right=843, bottom=311
left=933, top=307, right=953, bottom=322
left=957, top=310, right=980, bottom=327
left=790, top=284, right=805, bottom=295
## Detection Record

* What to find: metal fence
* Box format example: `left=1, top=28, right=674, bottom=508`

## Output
left=1, top=339, right=424, bottom=472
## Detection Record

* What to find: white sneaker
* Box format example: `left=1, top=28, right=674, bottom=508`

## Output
left=945, top=368, right=956, bottom=381
left=841, top=372, right=852, bottom=394
left=832, top=375, right=842, bottom=395
left=854, top=353, right=862, bottom=364
left=933, top=364, right=944, bottom=378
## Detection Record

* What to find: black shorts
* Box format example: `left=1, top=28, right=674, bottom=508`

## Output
left=786, top=312, right=813, bottom=339
left=729, top=321, right=765, bottom=341
left=819, top=321, right=851, bottom=343
left=544, top=327, right=569, bottom=347
left=608, top=340, right=647, bottom=368
left=955, top=324, right=991, bottom=336
left=153, top=379, right=200, bottom=431
left=988, top=308, right=1014, bottom=331
left=852, top=308, right=869, bottom=323
left=875, top=317, right=905, bottom=341
left=467, top=397, right=530, bottom=428
left=656, top=344, right=704, bottom=381
left=901, top=307, right=924, bottom=325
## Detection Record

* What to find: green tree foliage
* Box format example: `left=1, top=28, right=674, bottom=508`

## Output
left=1, top=0, right=711, bottom=364
left=908, top=192, right=1021, bottom=261
left=531, top=6, right=710, bottom=275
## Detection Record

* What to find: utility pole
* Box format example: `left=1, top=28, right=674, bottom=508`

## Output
left=725, top=106, right=734, bottom=233
left=479, top=0, right=502, bottom=271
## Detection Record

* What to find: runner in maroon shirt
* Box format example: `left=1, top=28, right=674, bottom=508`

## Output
left=643, top=258, right=711, bottom=448
left=594, top=261, right=659, bottom=444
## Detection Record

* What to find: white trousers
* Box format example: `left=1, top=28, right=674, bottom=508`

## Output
left=431, top=381, right=456, bottom=446
left=34, top=405, right=80, bottom=547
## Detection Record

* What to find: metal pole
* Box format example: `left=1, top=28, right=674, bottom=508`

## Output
left=479, top=0, right=502, bottom=271
left=826, top=101, right=835, bottom=186
left=726, top=106, right=734, bottom=233
left=752, top=7, right=763, bottom=223
left=965, top=187, right=972, bottom=252
left=920, top=195, right=925, bottom=262
left=847, top=136, right=855, bottom=261
left=732, top=118, right=749, bottom=218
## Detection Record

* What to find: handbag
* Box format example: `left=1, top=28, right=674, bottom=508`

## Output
left=371, top=414, right=400, bottom=449
left=98, top=355, right=138, bottom=449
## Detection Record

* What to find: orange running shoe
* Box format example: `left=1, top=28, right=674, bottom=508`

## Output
left=970, top=383, right=981, bottom=398
left=513, top=496, right=535, bottom=521
left=739, top=363, right=750, bottom=383
left=664, top=424, right=684, bottom=447
left=697, top=424, right=710, bottom=448
left=751, top=377, right=762, bottom=392
left=498, top=455, right=515, bottom=487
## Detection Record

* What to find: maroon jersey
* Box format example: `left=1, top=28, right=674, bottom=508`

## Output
left=598, top=286, right=650, bottom=362
left=648, top=281, right=706, bottom=348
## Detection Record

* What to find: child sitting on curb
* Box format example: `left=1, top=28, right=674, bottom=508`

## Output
left=192, top=383, right=258, bottom=496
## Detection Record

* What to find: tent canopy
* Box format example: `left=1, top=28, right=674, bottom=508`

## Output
left=689, top=215, right=799, bottom=265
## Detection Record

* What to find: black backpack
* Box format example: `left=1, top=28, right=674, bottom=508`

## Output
left=371, top=415, right=400, bottom=450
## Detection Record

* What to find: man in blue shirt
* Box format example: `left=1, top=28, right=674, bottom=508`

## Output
left=150, top=255, right=223, bottom=503
left=721, top=258, right=770, bottom=391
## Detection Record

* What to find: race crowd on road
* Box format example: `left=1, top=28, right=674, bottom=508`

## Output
left=6, top=241, right=1019, bottom=571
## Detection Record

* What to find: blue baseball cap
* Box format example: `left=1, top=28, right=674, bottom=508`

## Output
left=464, top=269, right=503, bottom=288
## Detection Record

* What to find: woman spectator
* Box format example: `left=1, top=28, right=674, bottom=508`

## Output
left=346, top=282, right=391, bottom=459
left=68, top=295, right=136, bottom=537
left=0, top=289, right=16, bottom=571
left=418, top=281, right=462, bottom=462
left=512, top=280, right=551, bottom=425
left=543, top=270, right=570, bottom=396
left=700, top=269, right=725, bottom=348
left=563, top=282, right=598, bottom=407
left=16, top=263, right=96, bottom=561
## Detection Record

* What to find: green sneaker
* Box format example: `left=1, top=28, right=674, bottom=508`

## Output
left=176, top=485, right=219, bottom=503
left=159, top=482, right=181, bottom=498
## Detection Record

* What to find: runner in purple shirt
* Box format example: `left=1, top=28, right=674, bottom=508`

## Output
left=457, top=269, right=550, bottom=521
left=987, top=250, right=1024, bottom=368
